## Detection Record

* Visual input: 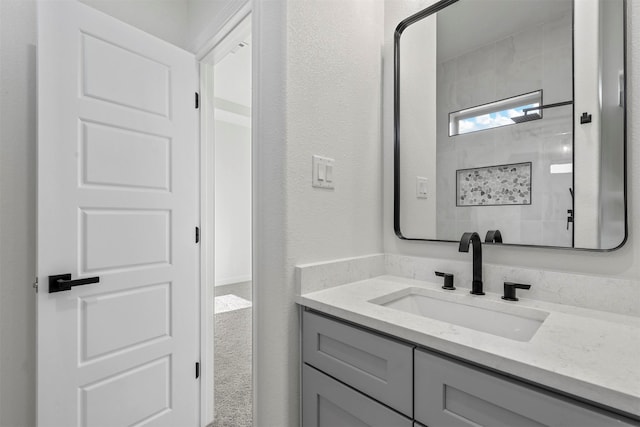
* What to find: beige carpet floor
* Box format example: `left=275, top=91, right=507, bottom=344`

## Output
left=212, top=303, right=252, bottom=427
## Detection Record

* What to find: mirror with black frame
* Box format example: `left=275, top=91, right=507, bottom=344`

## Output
left=394, top=0, right=627, bottom=250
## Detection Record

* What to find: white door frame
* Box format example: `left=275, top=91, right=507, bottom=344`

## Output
left=196, top=4, right=253, bottom=425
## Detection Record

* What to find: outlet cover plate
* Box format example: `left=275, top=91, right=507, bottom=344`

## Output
left=416, top=176, right=428, bottom=199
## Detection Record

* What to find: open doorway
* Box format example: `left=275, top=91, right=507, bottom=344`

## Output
left=201, top=15, right=253, bottom=427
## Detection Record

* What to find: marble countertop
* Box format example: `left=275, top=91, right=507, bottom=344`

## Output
left=296, top=275, right=640, bottom=418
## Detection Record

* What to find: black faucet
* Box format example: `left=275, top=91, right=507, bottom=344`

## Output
left=458, top=232, right=484, bottom=295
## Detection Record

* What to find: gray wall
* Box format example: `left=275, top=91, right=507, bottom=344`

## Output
left=80, top=0, right=189, bottom=49
left=214, top=120, right=252, bottom=285
left=0, top=2, right=37, bottom=425
left=397, top=15, right=438, bottom=239
left=599, top=0, right=626, bottom=249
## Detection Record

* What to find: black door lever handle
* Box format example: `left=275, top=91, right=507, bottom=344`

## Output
left=49, top=273, right=100, bottom=293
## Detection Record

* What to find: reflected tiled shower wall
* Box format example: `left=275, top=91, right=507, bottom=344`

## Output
left=436, top=5, right=573, bottom=247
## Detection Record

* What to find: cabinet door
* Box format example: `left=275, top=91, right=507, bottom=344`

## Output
left=415, top=349, right=637, bottom=427
left=303, top=310, right=413, bottom=416
left=303, top=364, right=412, bottom=427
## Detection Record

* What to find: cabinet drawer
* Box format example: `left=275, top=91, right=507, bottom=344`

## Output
left=303, top=364, right=412, bottom=427
left=302, top=310, right=413, bottom=416
left=415, top=349, right=637, bottom=427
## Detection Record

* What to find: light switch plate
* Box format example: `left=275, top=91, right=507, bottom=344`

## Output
left=312, top=155, right=335, bottom=189
left=416, top=176, right=428, bottom=199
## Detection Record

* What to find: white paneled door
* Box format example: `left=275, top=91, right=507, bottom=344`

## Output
left=37, top=2, right=199, bottom=426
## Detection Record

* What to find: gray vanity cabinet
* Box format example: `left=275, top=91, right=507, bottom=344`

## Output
left=302, top=364, right=412, bottom=427
left=414, top=349, right=634, bottom=427
left=302, top=310, right=414, bottom=416
left=302, top=309, right=639, bottom=427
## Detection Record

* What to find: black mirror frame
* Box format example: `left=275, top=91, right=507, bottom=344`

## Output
left=393, top=0, right=628, bottom=252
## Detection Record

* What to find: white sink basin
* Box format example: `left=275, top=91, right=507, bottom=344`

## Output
left=370, top=287, right=549, bottom=342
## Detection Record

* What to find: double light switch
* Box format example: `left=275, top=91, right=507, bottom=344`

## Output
left=416, top=176, right=429, bottom=199
left=312, top=155, right=335, bottom=189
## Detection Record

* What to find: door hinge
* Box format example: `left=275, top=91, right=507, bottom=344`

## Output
left=195, top=226, right=200, bottom=244
left=195, top=362, right=200, bottom=379
left=195, top=92, right=199, bottom=109
left=33, top=277, right=38, bottom=293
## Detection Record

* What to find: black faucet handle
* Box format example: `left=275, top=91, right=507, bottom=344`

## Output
left=435, top=271, right=455, bottom=290
left=502, top=282, right=531, bottom=301
left=485, top=229, right=503, bottom=243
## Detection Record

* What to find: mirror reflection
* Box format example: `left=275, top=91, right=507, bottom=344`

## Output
left=395, top=0, right=626, bottom=250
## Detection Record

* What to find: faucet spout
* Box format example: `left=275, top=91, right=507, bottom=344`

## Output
left=459, top=232, right=484, bottom=295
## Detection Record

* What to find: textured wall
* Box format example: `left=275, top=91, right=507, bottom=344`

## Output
left=286, top=0, right=384, bottom=265
left=0, top=1, right=37, bottom=425
left=253, top=0, right=385, bottom=425
left=384, top=0, right=639, bottom=281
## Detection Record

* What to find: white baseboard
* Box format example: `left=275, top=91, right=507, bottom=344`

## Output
left=215, top=275, right=252, bottom=287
